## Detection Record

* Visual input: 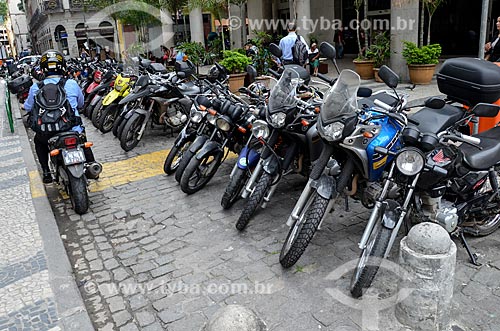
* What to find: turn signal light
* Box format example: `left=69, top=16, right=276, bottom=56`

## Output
left=363, top=131, right=374, bottom=138
left=315, top=107, right=320, bottom=113
left=301, top=119, right=310, bottom=127
left=84, top=142, right=94, bottom=148
left=199, top=105, right=207, bottom=111
left=208, top=109, right=217, bottom=116
left=238, top=126, right=247, bottom=133
left=50, top=149, right=60, bottom=156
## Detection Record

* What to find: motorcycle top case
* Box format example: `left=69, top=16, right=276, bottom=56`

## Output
left=175, top=61, right=195, bottom=76
left=437, top=58, right=500, bottom=106
left=148, top=62, right=168, bottom=74
left=7, top=75, right=33, bottom=94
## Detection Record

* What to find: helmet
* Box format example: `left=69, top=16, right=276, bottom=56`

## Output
left=207, top=64, right=221, bottom=82
left=40, top=50, right=66, bottom=75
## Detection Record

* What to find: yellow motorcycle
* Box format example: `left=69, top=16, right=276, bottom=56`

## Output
left=95, top=72, right=136, bottom=133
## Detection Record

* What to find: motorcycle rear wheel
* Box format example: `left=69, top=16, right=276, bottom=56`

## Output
left=69, top=175, right=89, bottom=215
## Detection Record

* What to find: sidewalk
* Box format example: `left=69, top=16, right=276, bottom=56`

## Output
left=0, top=82, right=93, bottom=330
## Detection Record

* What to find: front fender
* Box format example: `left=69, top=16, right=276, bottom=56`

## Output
left=127, top=107, right=148, bottom=119
left=263, top=156, right=280, bottom=175
left=196, top=141, right=223, bottom=160
left=311, top=174, right=336, bottom=200
left=188, top=135, right=209, bottom=154
left=380, top=199, right=401, bottom=230
left=67, top=164, right=85, bottom=178
left=237, top=146, right=260, bottom=170
left=102, top=89, right=121, bottom=106
left=175, top=126, right=196, bottom=147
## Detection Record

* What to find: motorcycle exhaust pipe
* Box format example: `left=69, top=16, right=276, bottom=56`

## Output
left=86, top=162, right=103, bottom=179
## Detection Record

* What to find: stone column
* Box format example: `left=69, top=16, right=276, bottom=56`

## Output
left=293, top=0, right=311, bottom=38
left=161, top=10, right=175, bottom=48
left=396, top=222, right=456, bottom=331
left=189, top=7, right=205, bottom=46
left=390, top=0, right=419, bottom=81
left=229, top=4, right=245, bottom=49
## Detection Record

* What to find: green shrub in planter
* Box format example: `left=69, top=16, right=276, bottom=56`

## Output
left=402, top=41, right=442, bottom=65
left=219, top=50, right=252, bottom=74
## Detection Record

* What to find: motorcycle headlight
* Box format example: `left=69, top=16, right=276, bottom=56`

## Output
left=396, top=148, right=425, bottom=176
left=321, top=122, right=345, bottom=142
left=207, top=114, right=217, bottom=126
left=115, top=84, right=123, bottom=91
left=270, top=112, right=286, bottom=128
left=251, top=120, right=269, bottom=139
left=216, top=116, right=232, bottom=132
left=191, top=111, right=204, bottom=124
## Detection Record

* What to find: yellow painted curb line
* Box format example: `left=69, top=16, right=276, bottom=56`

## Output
left=29, top=170, right=46, bottom=199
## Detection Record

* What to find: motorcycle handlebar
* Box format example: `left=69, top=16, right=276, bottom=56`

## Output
left=317, top=73, right=334, bottom=85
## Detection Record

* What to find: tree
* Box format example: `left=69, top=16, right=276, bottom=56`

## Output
left=189, top=0, right=228, bottom=50
left=160, top=0, right=188, bottom=44
left=354, top=0, right=364, bottom=58
left=0, top=1, right=8, bottom=21
left=423, top=0, right=446, bottom=45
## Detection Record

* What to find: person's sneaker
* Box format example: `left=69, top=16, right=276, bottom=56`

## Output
left=42, top=169, right=52, bottom=183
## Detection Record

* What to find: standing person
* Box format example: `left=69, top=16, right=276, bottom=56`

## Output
left=279, top=22, right=309, bottom=65
left=23, top=50, right=101, bottom=183
left=334, top=28, right=345, bottom=59
left=485, top=16, right=500, bottom=62
left=308, top=43, right=320, bottom=76
left=80, top=47, right=89, bottom=59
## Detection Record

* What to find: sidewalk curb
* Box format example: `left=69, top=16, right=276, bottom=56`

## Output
left=11, top=95, right=95, bottom=331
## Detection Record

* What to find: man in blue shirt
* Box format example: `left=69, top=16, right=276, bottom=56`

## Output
left=24, top=49, right=100, bottom=183
left=279, top=22, right=310, bottom=65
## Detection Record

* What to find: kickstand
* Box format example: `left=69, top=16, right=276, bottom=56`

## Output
left=344, top=195, right=349, bottom=212
left=459, top=231, right=481, bottom=266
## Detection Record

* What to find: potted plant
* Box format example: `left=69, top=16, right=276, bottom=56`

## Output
left=177, top=41, right=206, bottom=74
left=219, top=50, right=253, bottom=92
left=369, top=32, right=391, bottom=83
left=352, top=0, right=374, bottom=79
left=402, top=41, right=442, bottom=85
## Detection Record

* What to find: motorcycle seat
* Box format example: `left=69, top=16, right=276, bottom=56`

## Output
left=460, top=126, right=500, bottom=170
left=408, top=104, right=464, bottom=134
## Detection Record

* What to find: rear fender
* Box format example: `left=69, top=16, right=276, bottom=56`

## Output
left=196, top=141, right=223, bottom=160
left=237, top=146, right=260, bottom=170
left=67, top=164, right=85, bottom=178
left=188, top=135, right=209, bottom=153
left=311, top=174, right=336, bottom=200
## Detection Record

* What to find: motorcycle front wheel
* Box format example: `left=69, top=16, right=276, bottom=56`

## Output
left=91, top=99, right=104, bottom=128
left=68, top=174, right=89, bottom=215
left=164, top=140, right=192, bottom=175
left=120, top=113, right=146, bottom=152
left=236, top=172, right=272, bottom=230
left=279, top=193, right=328, bottom=268
left=180, top=151, right=223, bottom=194
left=221, top=167, right=247, bottom=210
left=350, top=221, right=392, bottom=299
left=98, top=104, right=119, bottom=133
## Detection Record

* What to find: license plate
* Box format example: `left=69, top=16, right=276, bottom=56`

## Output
left=62, top=148, right=86, bottom=165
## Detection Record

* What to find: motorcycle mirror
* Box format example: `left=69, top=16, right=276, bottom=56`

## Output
left=471, top=103, right=500, bottom=118
left=357, top=87, right=372, bottom=98
left=319, top=42, right=336, bottom=60
left=378, top=65, right=399, bottom=89
left=238, top=87, right=248, bottom=94
left=424, top=97, right=446, bottom=109
left=269, top=43, right=282, bottom=58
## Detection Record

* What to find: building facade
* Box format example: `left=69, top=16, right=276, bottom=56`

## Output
left=7, top=0, right=30, bottom=57
left=23, top=0, right=117, bottom=58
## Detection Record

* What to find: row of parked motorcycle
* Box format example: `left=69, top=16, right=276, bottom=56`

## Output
left=7, top=41, right=500, bottom=299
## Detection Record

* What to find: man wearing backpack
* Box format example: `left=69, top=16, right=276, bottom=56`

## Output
left=24, top=50, right=101, bottom=183
left=279, top=22, right=310, bottom=66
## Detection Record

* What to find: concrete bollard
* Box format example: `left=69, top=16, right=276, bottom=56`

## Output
left=396, top=222, right=456, bottom=331
left=202, top=305, right=267, bottom=331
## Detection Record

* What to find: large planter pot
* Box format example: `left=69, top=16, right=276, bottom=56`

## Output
left=408, top=64, right=436, bottom=85
left=373, top=68, right=383, bottom=83
left=353, top=59, right=375, bottom=79
left=228, top=73, right=247, bottom=93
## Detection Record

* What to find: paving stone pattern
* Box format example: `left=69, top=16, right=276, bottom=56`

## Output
left=0, top=85, right=60, bottom=330
left=33, top=109, right=500, bottom=331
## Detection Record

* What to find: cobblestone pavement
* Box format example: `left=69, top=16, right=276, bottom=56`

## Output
left=23, top=79, right=500, bottom=331
left=0, top=85, right=60, bottom=330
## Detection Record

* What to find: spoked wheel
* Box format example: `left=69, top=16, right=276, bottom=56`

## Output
left=163, top=141, right=192, bottom=175
left=280, top=192, right=328, bottom=268
left=120, top=113, right=145, bottom=152
left=180, top=151, right=223, bottom=194
left=350, top=221, right=392, bottom=299
left=98, top=104, right=119, bottom=133
left=235, top=172, right=273, bottom=230
left=221, top=168, right=247, bottom=210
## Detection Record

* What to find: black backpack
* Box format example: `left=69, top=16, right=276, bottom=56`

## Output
left=292, top=35, right=309, bottom=66
left=30, top=78, right=80, bottom=134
